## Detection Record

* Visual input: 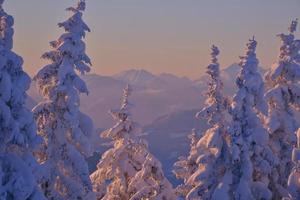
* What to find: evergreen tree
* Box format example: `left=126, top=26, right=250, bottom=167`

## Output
left=287, top=128, right=300, bottom=200
left=229, top=38, right=277, bottom=200
left=33, top=1, right=95, bottom=199
left=90, top=85, right=175, bottom=200
left=173, top=45, right=231, bottom=200
left=265, top=19, right=300, bottom=199
left=0, top=1, right=45, bottom=199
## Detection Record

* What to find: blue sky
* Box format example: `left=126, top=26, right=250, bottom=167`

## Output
left=5, top=0, right=300, bottom=78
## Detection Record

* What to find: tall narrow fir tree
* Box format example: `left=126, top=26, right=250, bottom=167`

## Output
left=173, top=46, right=231, bottom=200
left=33, top=1, right=95, bottom=199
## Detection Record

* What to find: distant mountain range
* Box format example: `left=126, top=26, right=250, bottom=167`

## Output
left=28, top=68, right=206, bottom=127
left=27, top=64, right=266, bottom=129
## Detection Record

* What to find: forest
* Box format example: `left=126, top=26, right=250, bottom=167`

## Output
left=0, top=0, right=300, bottom=200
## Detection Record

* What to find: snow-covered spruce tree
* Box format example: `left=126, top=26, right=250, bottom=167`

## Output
left=0, top=1, right=45, bottom=199
left=173, top=45, right=231, bottom=200
left=287, top=128, right=300, bottom=200
left=33, top=1, right=95, bottom=199
left=265, top=19, right=300, bottom=199
left=90, top=85, right=176, bottom=200
left=229, top=38, right=278, bottom=200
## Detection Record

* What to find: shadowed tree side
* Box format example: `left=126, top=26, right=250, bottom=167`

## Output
left=0, top=0, right=45, bottom=199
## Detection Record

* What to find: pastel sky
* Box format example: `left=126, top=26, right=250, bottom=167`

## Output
left=5, top=0, right=300, bottom=79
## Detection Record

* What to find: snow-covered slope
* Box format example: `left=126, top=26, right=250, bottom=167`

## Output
left=113, top=69, right=157, bottom=87
left=159, top=73, right=193, bottom=88
left=113, top=69, right=194, bottom=90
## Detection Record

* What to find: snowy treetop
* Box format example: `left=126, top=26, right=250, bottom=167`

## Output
left=207, top=45, right=221, bottom=79
left=196, top=45, right=227, bottom=126
left=267, top=19, right=300, bottom=84
left=210, top=45, right=220, bottom=64
left=238, top=37, right=258, bottom=72
left=102, top=85, right=140, bottom=140
left=111, top=84, right=133, bottom=122
left=66, top=0, right=86, bottom=12
left=58, top=7, right=90, bottom=38
left=121, top=84, right=133, bottom=112
left=35, top=0, right=92, bottom=102
left=234, top=37, right=269, bottom=115
left=289, top=18, right=298, bottom=34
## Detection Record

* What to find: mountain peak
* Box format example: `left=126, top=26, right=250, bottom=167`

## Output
left=113, top=69, right=156, bottom=85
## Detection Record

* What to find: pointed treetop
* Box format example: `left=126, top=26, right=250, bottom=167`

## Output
left=247, top=36, right=257, bottom=53
left=238, top=37, right=257, bottom=65
left=66, top=0, right=86, bottom=12
left=206, top=45, right=220, bottom=77
left=289, top=19, right=298, bottom=34
left=210, top=45, right=220, bottom=64
left=110, top=84, right=133, bottom=122
left=76, top=0, right=86, bottom=11
left=121, top=84, right=132, bottom=111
